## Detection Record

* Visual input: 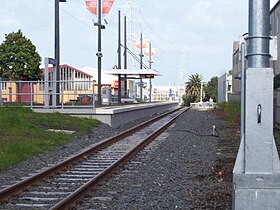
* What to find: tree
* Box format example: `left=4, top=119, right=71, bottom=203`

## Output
left=0, top=30, right=41, bottom=81
left=0, top=30, right=41, bottom=102
left=204, top=76, right=218, bottom=102
left=185, top=73, right=203, bottom=102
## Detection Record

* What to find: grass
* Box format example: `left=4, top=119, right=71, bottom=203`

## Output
left=216, top=102, right=240, bottom=127
left=0, top=107, right=101, bottom=171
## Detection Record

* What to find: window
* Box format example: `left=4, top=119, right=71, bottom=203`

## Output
left=0, top=82, right=7, bottom=91
left=276, top=15, right=279, bottom=34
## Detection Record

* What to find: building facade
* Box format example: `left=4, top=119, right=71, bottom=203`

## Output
left=232, top=41, right=241, bottom=94
left=271, top=0, right=280, bottom=75
left=218, top=72, right=232, bottom=103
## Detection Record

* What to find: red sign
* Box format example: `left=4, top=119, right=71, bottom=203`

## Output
left=114, top=80, right=118, bottom=88
left=85, top=0, right=114, bottom=15
left=144, top=48, right=158, bottom=57
left=133, top=39, right=150, bottom=49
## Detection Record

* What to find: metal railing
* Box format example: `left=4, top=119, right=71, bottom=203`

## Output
left=0, top=80, right=96, bottom=109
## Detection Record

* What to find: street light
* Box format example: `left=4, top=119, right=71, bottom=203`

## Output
left=54, top=0, right=66, bottom=107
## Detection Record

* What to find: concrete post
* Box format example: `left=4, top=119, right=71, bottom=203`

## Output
left=233, top=0, right=280, bottom=209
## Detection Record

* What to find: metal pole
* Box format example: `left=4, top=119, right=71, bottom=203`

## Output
left=240, top=42, right=246, bottom=138
left=200, top=82, right=203, bottom=102
left=124, top=16, right=128, bottom=97
left=149, top=41, right=152, bottom=102
left=140, top=32, right=143, bottom=101
left=44, top=58, right=49, bottom=108
left=30, top=82, right=33, bottom=109
left=61, top=81, right=64, bottom=109
left=247, top=0, right=270, bottom=68
left=55, top=0, right=60, bottom=106
left=97, top=0, right=102, bottom=105
left=118, top=10, right=122, bottom=104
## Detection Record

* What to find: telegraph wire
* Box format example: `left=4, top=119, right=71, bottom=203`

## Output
left=44, top=0, right=178, bottom=70
left=45, top=0, right=118, bottom=42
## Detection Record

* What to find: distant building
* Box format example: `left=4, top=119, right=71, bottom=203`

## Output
left=270, top=1, right=280, bottom=75
left=218, top=72, right=232, bottom=103
left=152, top=85, right=179, bottom=102
left=228, top=2, right=280, bottom=103
left=0, top=64, right=117, bottom=105
left=232, top=41, right=241, bottom=94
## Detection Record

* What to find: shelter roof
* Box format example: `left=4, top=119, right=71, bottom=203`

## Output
left=106, top=69, right=161, bottom=78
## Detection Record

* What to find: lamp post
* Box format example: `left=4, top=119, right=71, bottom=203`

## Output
left=54, top=0, right=66, bottom=107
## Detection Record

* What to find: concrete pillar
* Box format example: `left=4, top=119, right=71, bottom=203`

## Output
left=233, top=0, right=280, bottom=209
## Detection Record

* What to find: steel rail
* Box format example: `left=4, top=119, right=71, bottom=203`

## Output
left=0, top=107, right=183, bottom=201
left=50, top=107, right=188, bottom=210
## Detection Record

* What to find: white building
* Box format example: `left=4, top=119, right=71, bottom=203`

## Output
left=218, top=73, right=232, bottom=103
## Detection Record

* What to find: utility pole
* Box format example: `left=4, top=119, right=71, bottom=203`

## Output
left=124, top=16, right=128, bottom=97
left=139, top=32, right=143, bottom=101
left=94, top=0, right=104, bottom=106
left=148, top=41, right=152, bottom=102
left=54, top=0, right=66, bottom=106
left=121, top=0, right=139, bottom=69
left=176, top=49, right=188, bottom=103
left=118, top=10, right=122, bottom=104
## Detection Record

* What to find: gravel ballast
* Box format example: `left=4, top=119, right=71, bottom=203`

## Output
left=0, top=107, right=239, bottom=209
left=75, top=107, right=239, bottom=209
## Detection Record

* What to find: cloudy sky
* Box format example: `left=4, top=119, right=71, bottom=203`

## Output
left=0, top=0, right=278, bottom=85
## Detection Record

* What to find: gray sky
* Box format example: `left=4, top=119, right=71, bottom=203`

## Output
left=0, top=0, right=278, bottom=85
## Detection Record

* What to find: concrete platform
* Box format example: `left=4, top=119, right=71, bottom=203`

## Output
left=34, top=102, right=179, bottom=128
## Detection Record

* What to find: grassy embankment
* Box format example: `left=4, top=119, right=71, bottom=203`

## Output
left=216, top=102, right=240, bottom=127
left=216, top=102, right=280, bottom=147
left=0, top=107, right=101, bottom=171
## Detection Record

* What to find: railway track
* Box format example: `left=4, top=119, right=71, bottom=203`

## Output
left=0, top=107, right=188, bottom=209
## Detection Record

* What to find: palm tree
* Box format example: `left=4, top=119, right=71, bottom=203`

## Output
left=185, top=73, right=203, bottom=102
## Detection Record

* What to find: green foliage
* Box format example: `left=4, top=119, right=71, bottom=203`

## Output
left=185, top=73, right=203, bottom=102
left=0, top=107, right=101, bottom=171
left=182, top=94, right=197, bottom=106
left=204, top=76, right=218, bottom=102
left=0, top=30, right=41, bottom=81
left=274, top=74, right=280, bottom=89
left=217, top=102, right=240, bottom=127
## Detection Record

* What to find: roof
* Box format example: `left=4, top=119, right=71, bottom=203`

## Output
left=78, top=67, right=117, bottom=84
left=106, top=69, right=161, bottom=78
left=42, top=64, right=93, bottom=78
left=271, top=0, right=280, bottom=14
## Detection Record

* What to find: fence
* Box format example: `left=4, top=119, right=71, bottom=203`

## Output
left=0, top=80, right=96, bottom=109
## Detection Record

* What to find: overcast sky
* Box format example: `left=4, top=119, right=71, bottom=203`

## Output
left=0, top=0, right=278, bottom=85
